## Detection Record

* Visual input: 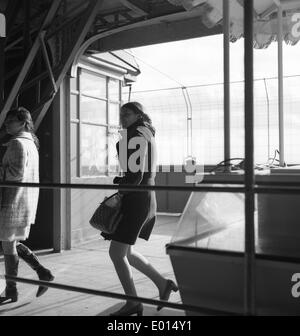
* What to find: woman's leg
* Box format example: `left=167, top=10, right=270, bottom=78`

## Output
left=109, top=240, right=138, bottom=308
left=2, top=240, right=17, bottom=255
left=127, top=246, right=167, bottom=294
left=127, top=246, right=178, bottom=311
left=1, top=241, right=19, bottom=303
left=16, top=242, right=54, bottom=297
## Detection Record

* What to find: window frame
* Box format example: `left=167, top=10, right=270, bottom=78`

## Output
left=70, top=67, right=122, bottom=178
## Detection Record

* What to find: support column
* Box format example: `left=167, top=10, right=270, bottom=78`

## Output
left=244, top=0, right=256, bottom=316
left=277, top=4, right=285, bottom=166
left=52, top=78, right=71, bottom=251
left=223, top=0, right=231, bottom=167
left=0, top=37, right=4, bottom=111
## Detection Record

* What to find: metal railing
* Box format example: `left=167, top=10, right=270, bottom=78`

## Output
left=1, top=0, right=298, bottom=317
left=1, top=176, right=300, bottom=315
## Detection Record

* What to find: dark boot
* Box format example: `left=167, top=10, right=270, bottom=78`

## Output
left=0, top=254, right=19, bottom=304
left=16, top=243, right=54, bottom=297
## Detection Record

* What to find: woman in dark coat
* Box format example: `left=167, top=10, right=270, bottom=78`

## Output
left=103, top=102, right=177, bottom=316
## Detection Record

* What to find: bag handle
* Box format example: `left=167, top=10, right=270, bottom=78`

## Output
left=102, top=192, right=122, bottom=204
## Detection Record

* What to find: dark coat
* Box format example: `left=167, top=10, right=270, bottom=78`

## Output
left=102, top=120, right=157, bottom=245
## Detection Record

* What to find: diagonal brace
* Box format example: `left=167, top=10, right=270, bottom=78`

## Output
left=39, top=31, right=58, bottom=94
left=34, top=0, right=104, bottom=130
left=119, top=0, right=148, bottom=16
left=0, top=0, right=62, bottom=127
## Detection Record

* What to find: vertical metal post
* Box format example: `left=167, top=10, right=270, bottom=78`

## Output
left=223, top=0, right=231, bottom=167
left=0, top=37, right=4, bottom=111
left=277, top=4, right=285, bottom=166
left=182, top=87, right=193, bottom=158
left=23, top=0, right=31, bottom=56
left=106, top=77, right=109, bottom=176
left=128, top=83, right=132, bottom=101
left=0, top=9, right=5, bottom=111
left=244, top=0, right=256, bottom=316
left=53, top=78, right=71, bottom=251
left=263, top=79, right=270, bottom=162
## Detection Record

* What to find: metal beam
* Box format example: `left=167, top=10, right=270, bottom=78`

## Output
left=0, top=0, right=62, bottom=127
left=259, top=3, right=277, bottom=19
left=120, top=0, right=148, bottom=16
left=71, top=10, right=191, bottom=74
left=5, top=26, right=38, bottom=52
left=40, top=31, right=58, bottom=94
left=120, top=11, right=135, bottom=22
left=19, top=70, right=49, bottom=94
left=0, top=37, right=4, bottom=111
left=73, top=16, right=221, bottom=70
left=4, top=0, right=20, bottom=38
left=23, top=0, right=31, bottom=55
left=34, top=0, right=104, bottom=129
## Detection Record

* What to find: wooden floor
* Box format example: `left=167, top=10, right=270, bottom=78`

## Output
left=0, top=215, right=184, bottom=316
left=2, top=211, right=296, bottom=316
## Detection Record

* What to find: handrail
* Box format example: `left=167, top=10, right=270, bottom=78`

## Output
left=1, top=275, right=238, bottom=316
left=1, top=180, right=300, bottom=194
left=0, top=181, right=246, bottom=192
left=166, top=245, right=300, bottom=265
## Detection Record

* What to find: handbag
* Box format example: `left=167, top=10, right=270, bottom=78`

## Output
left=89, top=192, right=123, bottom=234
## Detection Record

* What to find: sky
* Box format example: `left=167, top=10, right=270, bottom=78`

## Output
left=120, top=35, right=300, bottom=165
left=125, top=34, right=300, bottom=92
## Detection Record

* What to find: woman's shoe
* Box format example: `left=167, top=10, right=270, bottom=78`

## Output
left=36, top=267, right=55, bottom=297
left=16, top=243, right=54, bottom=298
left=0, top=287, right=18, bottom=304
left=157, top=279, right=178, bottom=311
left=1, top=254, right=19, bottom=305
left=110, top=303, right=143, bottom=316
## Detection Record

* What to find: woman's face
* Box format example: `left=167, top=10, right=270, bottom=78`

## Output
left=120, top=107, right=139, bottom=128
left=5, top=115, right=25, bottom=135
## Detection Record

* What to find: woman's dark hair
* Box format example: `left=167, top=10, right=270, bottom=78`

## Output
left=7, top=107, right=39, bottom=150
left=121, top=102, right=155, bottom=135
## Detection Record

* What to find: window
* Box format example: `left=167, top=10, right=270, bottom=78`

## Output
left=70, top=68, right=121, bottom=177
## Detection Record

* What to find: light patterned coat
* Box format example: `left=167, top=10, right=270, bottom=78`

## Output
left=0, top=132, right=39, bottom=241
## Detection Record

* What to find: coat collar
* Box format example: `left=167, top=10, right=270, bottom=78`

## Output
left=11, top=131, right=34, bottom=142
left=2, top=132, right=34, bottom=147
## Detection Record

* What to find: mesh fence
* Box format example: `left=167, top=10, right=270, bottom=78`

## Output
left=123, top=76, right=300, bottom=165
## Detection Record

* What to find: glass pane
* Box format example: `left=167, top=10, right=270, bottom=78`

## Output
left=71, top=123, right=78, bottom=177
left=188, top=85, right=224, bottom=165
left=128, top=89, right=187, bottom=165
left=109, top=103, right=120, bottom=126
left=283, top=76, right=300, bottom=164
left=108, top=128, right=120, bottom=175
left=81, top=71, right=106, bottom=98
left=171, top=191, right=246, bottom=252
left=256, top=193, right=300, bottom=259
left=109, top=78, right=120, bottom=101
left=81, top=125, right=107, bottom=176
left=81, top=96, right=107, bottom=124
left=70, top=94, right=78, bottom=120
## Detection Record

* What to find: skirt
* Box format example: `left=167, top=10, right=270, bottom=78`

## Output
left=0, top=225, right=31, bottom=242
left=101, top=181, right=157, bottom=245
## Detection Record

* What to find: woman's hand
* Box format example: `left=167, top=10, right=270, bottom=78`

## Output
left=113, top=176, right=123, bottom=184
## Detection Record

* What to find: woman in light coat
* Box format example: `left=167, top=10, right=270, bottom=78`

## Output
left=0, top=107, right=54, bottom=304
